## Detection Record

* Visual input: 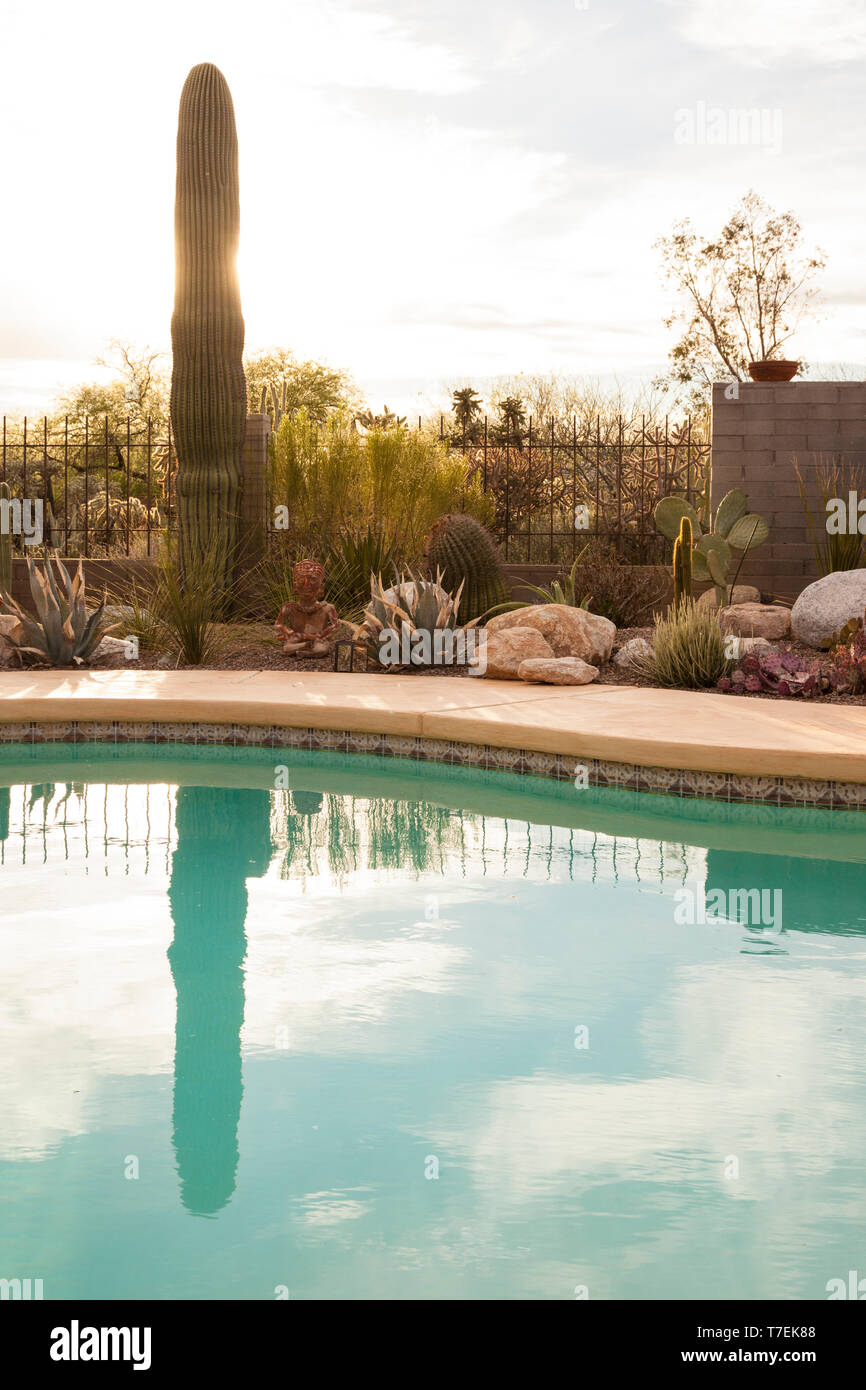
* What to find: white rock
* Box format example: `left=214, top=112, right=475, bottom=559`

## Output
left=93, top=635, right=129, bottom=656
left=791, top=570, right=866, bottom=648
left=517, top=656, right=599, bottom=685
left=612, top=637, right=653, bottom=668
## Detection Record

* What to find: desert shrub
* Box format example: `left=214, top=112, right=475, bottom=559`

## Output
left=638, top=600, right=729, bottom=688
left=270, top=409, right=492, bottom=562
left=569, top=543, right=669, bottom=627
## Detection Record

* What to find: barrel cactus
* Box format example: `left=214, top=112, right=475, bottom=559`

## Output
left=425, top=514, right=509, bottom=621
left=170, top=63, right=246, bottom=590
left=655, top=489, right=769, bottom=607
left=0, top=482, right=12, bottom=596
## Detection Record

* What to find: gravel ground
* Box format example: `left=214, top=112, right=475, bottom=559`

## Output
left=6, top=620, right=866, bottom=704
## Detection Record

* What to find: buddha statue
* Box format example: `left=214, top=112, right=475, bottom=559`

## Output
left=274, top=559, right=340, bottom=658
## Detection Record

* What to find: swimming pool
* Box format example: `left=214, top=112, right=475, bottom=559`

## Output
left=1, top=743, right=865, bottom=1301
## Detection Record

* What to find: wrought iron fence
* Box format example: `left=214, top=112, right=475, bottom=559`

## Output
left=0, top=416, right=176, bottom=557
left=440, top=414, right=710, bottom=564
left=1, top=411, right=709, bottom=565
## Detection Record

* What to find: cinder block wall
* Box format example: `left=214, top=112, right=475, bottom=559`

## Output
left=711, top=381, right=866, bottom=601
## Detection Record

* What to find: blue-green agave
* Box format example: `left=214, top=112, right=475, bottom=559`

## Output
left=0, top=556, right=118, bottom=666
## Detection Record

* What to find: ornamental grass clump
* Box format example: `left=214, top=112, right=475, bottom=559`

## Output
left=638, top=599, right=730, bottom=689
left=116, top=536, right=238, bottom=666
left=269, top=409, right=491, bottom=562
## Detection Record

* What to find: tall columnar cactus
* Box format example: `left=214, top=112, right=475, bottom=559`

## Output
left=0, top=482, right=12, bottom=596
left=425, top=513, right=509, bottom=621
left=171, top=63, right=246, bottom=587
left=673, top=515, right=692, bottom=611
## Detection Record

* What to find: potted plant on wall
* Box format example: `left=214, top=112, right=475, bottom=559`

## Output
left=748, top=357, right=799, bottom=383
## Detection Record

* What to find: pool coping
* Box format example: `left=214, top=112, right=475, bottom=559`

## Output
left=1, top=669, right=865, bottom=810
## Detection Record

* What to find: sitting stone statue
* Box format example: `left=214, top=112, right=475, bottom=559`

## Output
left=275, top=559, right=340, bottom=658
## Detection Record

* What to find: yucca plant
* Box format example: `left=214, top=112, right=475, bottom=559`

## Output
left=0, top=556, right=118, bottom=666
left=483, top=547, right=592, bottom=619
left=324, top=527, right=399, bottom=622
left=636, top=599, right=731, bottom=689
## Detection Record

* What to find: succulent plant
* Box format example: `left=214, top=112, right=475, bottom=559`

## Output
left=0, top=556, right=118, bottom=666
left=499, top=546, right=591, bottom=611
left=170, top=63, right=246, bottom=589
left=824, top=611, right=866, bottom=693
left=362, top=566, right=478, bottom=667
left=259, top=382, right=287, bottom=432
left=0, top=481, right=12, bottom=596
left=718, top=649, right=823, bottom=697
left=673, top=514, right=693, bottom=611
left=425, top=513, right=509, bottom=621
left=655, top=488, right=769, bottom=608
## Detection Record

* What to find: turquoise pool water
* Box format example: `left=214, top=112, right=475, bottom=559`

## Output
left=1, top=744, right=865, bottom=1301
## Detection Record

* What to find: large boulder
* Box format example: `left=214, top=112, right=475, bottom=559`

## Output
left=720, top=603, right=790, bottom=640
left=517, top=656, right=599, bottom=685
left=471, top=627, right=553, bottom=678
left=486, top=603, right=615, bottom=665
left=791, top=570, right=866, bottom=649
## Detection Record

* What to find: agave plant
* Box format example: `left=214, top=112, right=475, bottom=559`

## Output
left=0, top=556, right=118, bottom=666
left=362, top=566, right=478, bottom=668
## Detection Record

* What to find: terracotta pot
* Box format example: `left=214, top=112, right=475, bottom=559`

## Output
left=748, top=360, right=799, bottom=383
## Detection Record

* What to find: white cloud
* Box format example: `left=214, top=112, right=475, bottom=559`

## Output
left=667, top=0, right=866, bottom=65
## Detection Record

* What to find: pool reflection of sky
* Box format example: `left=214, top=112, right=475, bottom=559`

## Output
left=1, top=758, right=865, bottom=1300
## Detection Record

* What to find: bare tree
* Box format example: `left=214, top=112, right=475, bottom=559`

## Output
left=655, top=190, right=826, bottom=402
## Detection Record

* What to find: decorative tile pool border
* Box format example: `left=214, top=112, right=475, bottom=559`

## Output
left=0, top=719, right=864, bottom=810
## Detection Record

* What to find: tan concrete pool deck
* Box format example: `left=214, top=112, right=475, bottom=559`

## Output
left=1, top=668, right=865, bottom=783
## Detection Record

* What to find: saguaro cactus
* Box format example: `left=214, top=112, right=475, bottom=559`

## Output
left=170, top=63, right=246, bottom=586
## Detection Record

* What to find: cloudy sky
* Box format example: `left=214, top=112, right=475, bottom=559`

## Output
left=1, top=0, right=865, bottom=414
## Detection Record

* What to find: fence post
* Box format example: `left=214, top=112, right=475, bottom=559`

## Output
left=240, top=412, right=271, bottom=567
